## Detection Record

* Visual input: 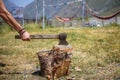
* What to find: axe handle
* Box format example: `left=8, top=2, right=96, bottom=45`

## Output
left=15, top=35, right=59, bottom=39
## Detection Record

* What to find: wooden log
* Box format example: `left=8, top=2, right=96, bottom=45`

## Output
left=51, top=45, right=73, bottom=79
left=37, top=50, right=53, bottom=79
left=37, top=45, right=73, bottom=80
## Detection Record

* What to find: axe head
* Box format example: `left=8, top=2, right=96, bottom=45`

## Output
left=58, top=33, right=69, bottom=45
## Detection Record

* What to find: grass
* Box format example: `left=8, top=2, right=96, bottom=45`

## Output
left=0, top=23, right=120, bottom=80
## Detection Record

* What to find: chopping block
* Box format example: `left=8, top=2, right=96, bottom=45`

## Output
left=15, top=33, right=73, bottom=80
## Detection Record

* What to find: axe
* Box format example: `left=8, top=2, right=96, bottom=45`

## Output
left=15, top=33, right=68, bottom=45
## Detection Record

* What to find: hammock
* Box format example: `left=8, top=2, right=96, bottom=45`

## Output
left=55, top=6, right=81, bottom=22
left=91, top=10, right=120, bottom=20
left=55, top=16, right=72, bottom=22
left=85, top=3, right=120, bottom=20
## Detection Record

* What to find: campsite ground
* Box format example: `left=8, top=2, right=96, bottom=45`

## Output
left=0, top=23, right=120, bottom=80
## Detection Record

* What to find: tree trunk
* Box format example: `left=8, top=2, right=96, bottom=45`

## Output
left=37, top=44, right=73, bottom=80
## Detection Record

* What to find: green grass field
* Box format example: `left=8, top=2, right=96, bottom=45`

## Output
left=0, top=23, right=120, bottom=80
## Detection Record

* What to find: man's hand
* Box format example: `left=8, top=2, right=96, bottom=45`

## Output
left=20, top=31, right=30, bottom=41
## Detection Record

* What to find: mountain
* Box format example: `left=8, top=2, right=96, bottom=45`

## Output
left=24, top=0, right=120, bottom=19
left=23, top=0, right=74, bottom=19
left=3, top=0, right=18, bottom=13
left=86, top=0, right=120, bottom=16
left=57, top=0, right=120, bottom=18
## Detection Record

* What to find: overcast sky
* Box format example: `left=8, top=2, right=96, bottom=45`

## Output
left=9, top=0, right=34, bottom=7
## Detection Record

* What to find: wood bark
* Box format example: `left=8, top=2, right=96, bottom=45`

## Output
left=37, top=45, right=73, bottom=80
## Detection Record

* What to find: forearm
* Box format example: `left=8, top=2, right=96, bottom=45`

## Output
left=0, top=0, right=23, bottom=33
left=0, top=0, right=30, bottom=41
left=0, top=11, right=23, bottom=33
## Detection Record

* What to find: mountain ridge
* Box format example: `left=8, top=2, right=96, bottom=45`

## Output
left=24, top=0, right=120, bottom=19
left=3, top=0, right=120, bottom=19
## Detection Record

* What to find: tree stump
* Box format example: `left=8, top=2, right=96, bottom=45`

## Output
left=37, top=44, right=73, bottom=80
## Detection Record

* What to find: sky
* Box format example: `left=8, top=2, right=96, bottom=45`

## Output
left=9, top=0, right=34, bottom=7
